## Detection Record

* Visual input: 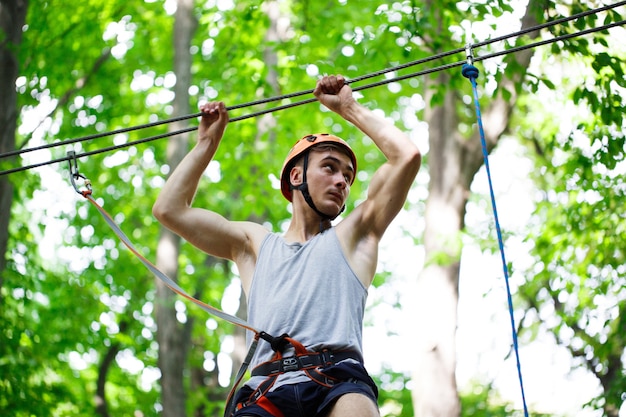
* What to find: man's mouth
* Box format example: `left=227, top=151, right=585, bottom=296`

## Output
left=328, top=191, right=343, bottom=204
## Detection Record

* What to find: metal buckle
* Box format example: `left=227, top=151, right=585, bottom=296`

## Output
left=281, top=357, right=299, bottom=372
left=252, top=388, right=264, bottom=401
left=321, top=350, right=334, bottom=366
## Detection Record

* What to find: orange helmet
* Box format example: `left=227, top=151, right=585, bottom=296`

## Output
left=280, top=133, right=358, bottom=202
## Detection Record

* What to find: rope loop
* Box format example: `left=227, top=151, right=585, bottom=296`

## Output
left=259, top=331, right=292, bottom=353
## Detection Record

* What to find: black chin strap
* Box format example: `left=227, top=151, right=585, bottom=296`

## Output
left=290, top=151, right=345, bottom=222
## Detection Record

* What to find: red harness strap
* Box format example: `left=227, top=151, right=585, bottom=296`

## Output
left=255, top=396, right=284, bottom=417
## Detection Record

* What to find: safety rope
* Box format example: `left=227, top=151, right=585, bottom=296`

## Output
left=86, top=189, right=257, bottom=330
left=462, top=51, right=529, bottom=416
left=0, top=2, right=624, bottom=176
left=66, top=151, right=292, bottom=415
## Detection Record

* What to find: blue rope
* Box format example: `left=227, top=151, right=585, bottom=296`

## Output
left=462, top=63, right=530, bottom=416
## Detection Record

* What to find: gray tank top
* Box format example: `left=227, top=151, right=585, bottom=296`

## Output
left=247, top=227, right=367, bottom=370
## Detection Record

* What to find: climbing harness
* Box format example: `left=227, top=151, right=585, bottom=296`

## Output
left=67, top=151, right=362, bottom=417
left=230, top=335, right=363, bottom=417
left=462, top=46, right=529, bottom=416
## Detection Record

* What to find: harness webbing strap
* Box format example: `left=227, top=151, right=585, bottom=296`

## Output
left=79, top=191, right=264, bottom=417
left=255, top=396, right=285, bottom=417
left=251, top=349, right=361, bottom=377
left=70, top=172, right=332, bottom=417
left=232, top=337, right=355, bottom=415
left=236, top=353, right=342, bottom=414
left=224, top=333, right=261, bottom=417
left=83, top=193, right=259, bottom=333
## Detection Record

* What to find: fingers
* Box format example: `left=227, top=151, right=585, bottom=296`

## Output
left=200, top=101, right=227, bottom=117
left=198, top=102, right=229, bottom=143
left=316, top=74, right=346, bottom=95
left=199, top=101, right=229, bottom=132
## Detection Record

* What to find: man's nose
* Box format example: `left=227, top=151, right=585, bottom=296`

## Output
left=335, top=174, right=347, bottom=188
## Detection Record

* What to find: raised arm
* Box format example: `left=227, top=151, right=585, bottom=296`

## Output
left=152, top=102, right=267, bottom=290
left=314, top=75, right=421, bottom=239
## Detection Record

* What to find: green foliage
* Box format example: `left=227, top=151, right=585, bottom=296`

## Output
left=371, top=368, right=414, bottom=417
left=511, top=3, right=626, bottom=414
left=460, top=381, right=557, bottom=417
left=4, top=0, right=626, bottom=415
left=8, top=0, right=420, bottom=413
left=372, top=373, right=562, bottom=417
left=1, top=185, right=87, bottom=415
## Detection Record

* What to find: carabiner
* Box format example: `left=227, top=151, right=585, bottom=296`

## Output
left=67, top=151, right=92, bottom=197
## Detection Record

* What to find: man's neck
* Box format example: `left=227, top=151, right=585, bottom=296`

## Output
left=284, top=215, right=331, bottom=243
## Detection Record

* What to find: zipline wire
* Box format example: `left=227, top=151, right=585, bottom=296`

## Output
left=472, top=0, right=625, bottom=49
left=350, top=0, right=626, bottom=83
left=1, top=0, right=623, bottom=163
left=0, top=7, right=624, bottom=176
left=474, top=18, right=626, bottom=64
left=4, top=0, right=623, bottom=164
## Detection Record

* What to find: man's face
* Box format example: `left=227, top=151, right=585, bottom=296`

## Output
left=302, top=146, right=354, bottom=215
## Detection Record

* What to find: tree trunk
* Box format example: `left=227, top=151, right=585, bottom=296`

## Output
left=0, top=0, right=28, bottom=294
left=156, top=0, right=196, bottom=416
left=411, top=2, right=541, bottom=415
left=413, top=73, right=464, bottom=417
left=95, top=320, right=129, bottom=417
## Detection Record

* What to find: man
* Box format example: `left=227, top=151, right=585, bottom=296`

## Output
left=153, top=74, right=421, bottom=416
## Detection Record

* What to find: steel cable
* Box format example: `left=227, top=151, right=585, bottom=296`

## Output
left=0, top=3, right=624, bottom=176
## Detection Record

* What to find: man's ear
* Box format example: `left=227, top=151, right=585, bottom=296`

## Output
left=290, top=165, right=303, bottom=187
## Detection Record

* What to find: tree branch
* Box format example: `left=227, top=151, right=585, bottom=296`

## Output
left=17, top=46, right=112, bottom=150
left=95, top=320, right=129, bottom=417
